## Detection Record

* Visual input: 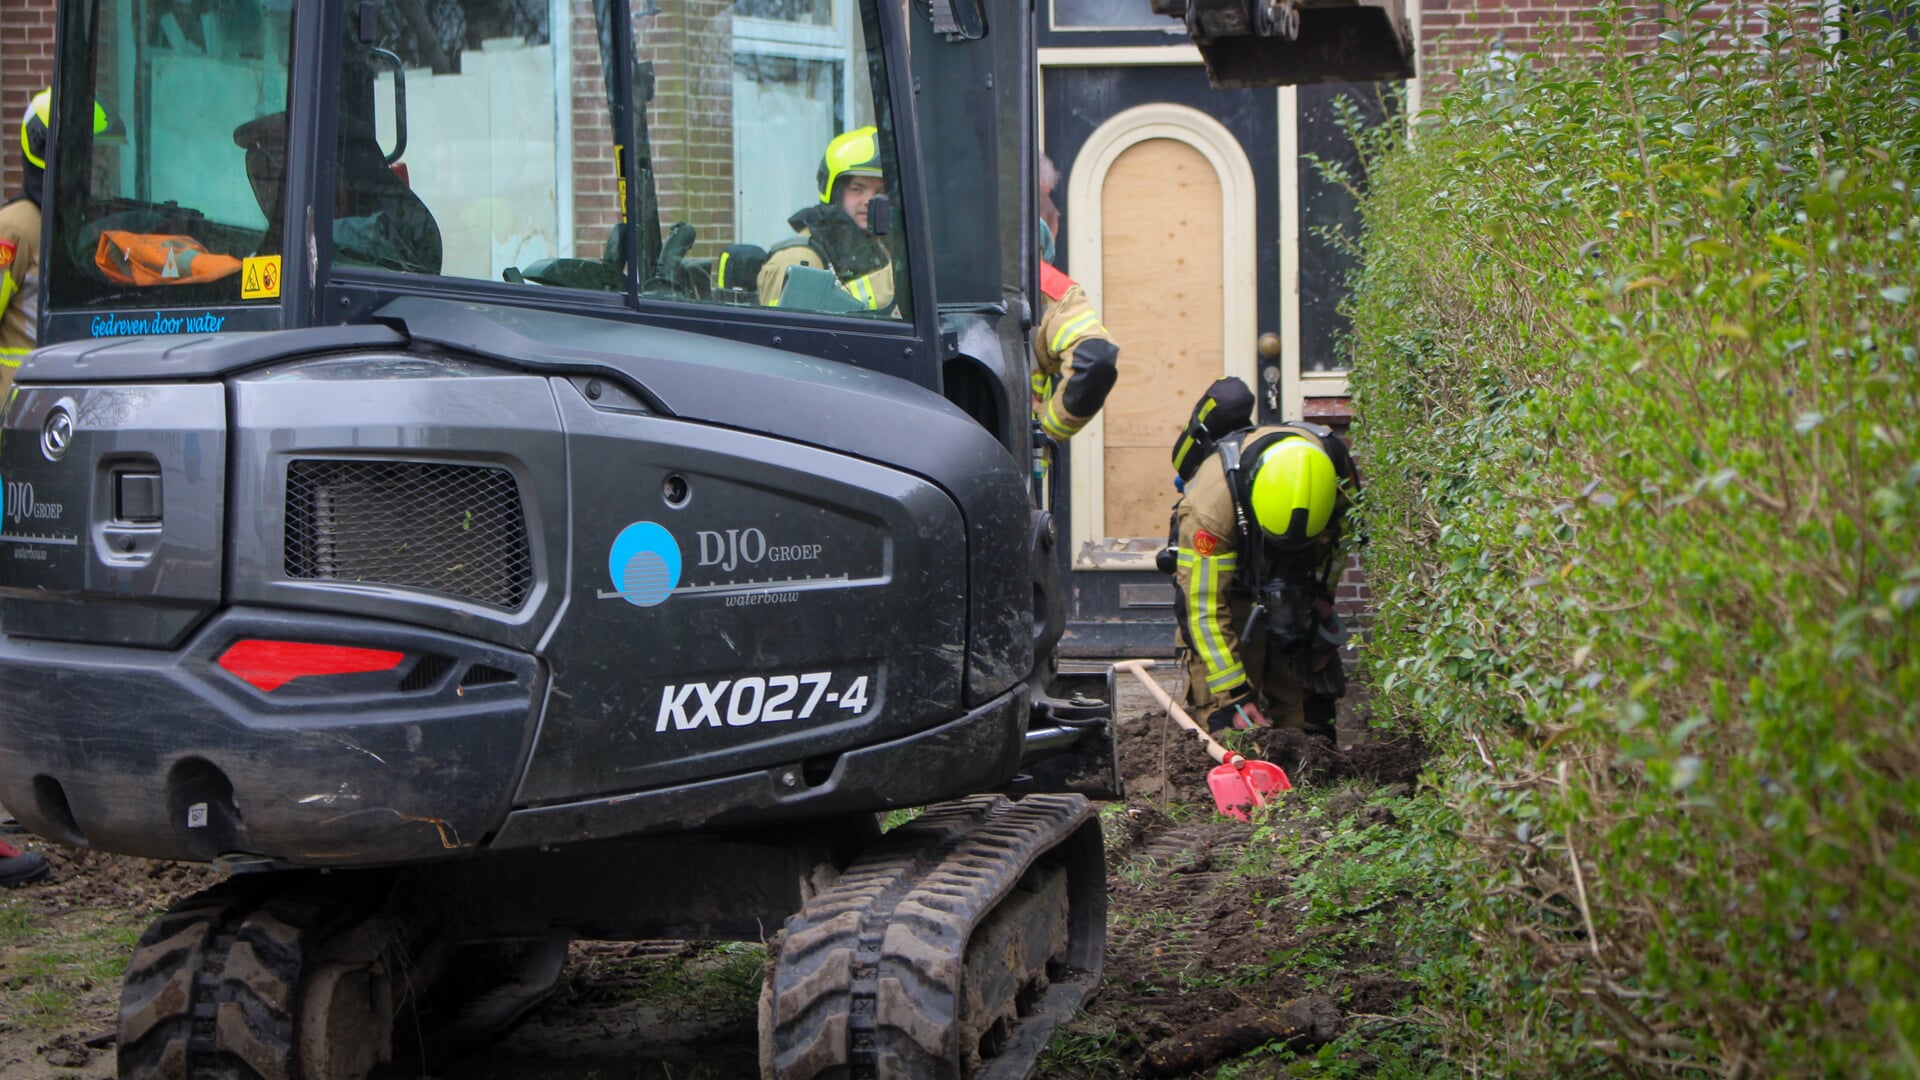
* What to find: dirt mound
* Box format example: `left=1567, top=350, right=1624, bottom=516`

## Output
left=18, top=846, right=220, bottom=917
left=1248, top=728, right=1429, bottom=787
left=1112, top=669, right=1428, bottom=803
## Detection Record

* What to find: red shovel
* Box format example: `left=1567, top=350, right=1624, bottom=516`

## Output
left=1115, top=660, right=1290, bottom=821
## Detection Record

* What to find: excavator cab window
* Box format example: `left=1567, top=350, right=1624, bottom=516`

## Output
left=331, top=0, right=561, bottom=283
left=328, top=0, right=911, bottom=320
left=716, top=0, right=911, bottom=318
left=44, top=0, right=295, bottom=314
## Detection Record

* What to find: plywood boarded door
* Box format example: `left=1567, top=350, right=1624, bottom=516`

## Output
left=1063, top=102, right=1259, bottom=565
left=1097, top=136, right=1225, bottom=540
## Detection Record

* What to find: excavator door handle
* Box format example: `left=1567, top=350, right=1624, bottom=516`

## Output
left=367, top=47, right=408, bottom=166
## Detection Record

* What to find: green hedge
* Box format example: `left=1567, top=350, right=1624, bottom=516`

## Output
left=1347, top=1, right=1919, bottom=1075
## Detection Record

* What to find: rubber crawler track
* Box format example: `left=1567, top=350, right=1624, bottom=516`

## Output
left=118, top=873, right=385, bottom=1080
left=762, top=794, right=1100, bottom=1080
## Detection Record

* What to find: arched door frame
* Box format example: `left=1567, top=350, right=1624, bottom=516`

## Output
left=1064, top=102, right=1259, bottom=564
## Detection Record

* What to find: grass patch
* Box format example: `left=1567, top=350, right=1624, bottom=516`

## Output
left=0, top=897, right=37, bottom=945
left=1275, top=1019, right=1462, bottom=1079
left=562, top=942, right=766, bottom=1020
left=1113, top=855, right=1162, bottom=890
left=0, top=907, right=152, bottom=1032
left=1034, top=1014, right=1128, bottom=1078
left=1207, top=787, right=1468, bottom=1073
left=1114, top=907, right=1189, bottom=934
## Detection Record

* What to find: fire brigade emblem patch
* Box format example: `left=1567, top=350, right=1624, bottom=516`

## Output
left=0, top=241, right=15, bottom=269
left=1192, top=529, right=1219, bottom=556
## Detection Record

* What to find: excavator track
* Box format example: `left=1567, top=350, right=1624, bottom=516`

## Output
left=761, top=793, right=1107, bottom=1080
left=117, top=868, right=573, bottom=1080
left=118, top=872, right=398, bottom=1080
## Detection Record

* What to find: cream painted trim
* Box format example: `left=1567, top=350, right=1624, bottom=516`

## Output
left=1406, top=0, right=1423, bottom=120
left=1280, top=90, right=1356, bottom=418
left=1037, top=45, right=1204, bottom=68
left=1301, top=371, right=1350, bottom=397
left=1066, top=103, right=1259, bottom=569
left=1278, top=85, right=1302, bottom=422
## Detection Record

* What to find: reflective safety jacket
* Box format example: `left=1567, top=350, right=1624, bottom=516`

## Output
left=1171, top=423, right=1356, bottom=706
left=0, top=197, right=41, bottom=399
left=757, top=204, right=895, bottom=313
left=1030, top=262, right=1119, bottom=440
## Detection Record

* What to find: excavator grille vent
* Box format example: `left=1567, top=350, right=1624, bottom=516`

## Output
left=284, top=460, right=532, bottom=609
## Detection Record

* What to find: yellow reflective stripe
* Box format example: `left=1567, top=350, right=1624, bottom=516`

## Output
left=1180, top=549, right=1243, bottom=689
left=1041, top=398, right=1078, bottom=440
left=0, top=273, right=16, bottom=316
left=715, top=251, right=732, bottom=289
left=1048, top=311, right=1102, bottom=356
left=847, top=273, right=881, bottom=309
left=1030, top=370, right=1051, bottom=397
left=1207, top=661, right=1247, bottom=693
left=0, top=354, right=24, bottom=368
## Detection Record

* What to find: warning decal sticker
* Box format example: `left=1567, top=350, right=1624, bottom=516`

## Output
left=241, top=255, right=282, bottom=300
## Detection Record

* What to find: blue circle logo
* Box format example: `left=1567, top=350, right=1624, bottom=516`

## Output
left=607, top=521, right=682, bottom=607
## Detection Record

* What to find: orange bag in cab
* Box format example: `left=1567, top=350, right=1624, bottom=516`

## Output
left=95, top=231, right=243, bottom=286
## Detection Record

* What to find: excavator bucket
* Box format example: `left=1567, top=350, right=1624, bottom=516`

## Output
left=1154, top=0, right=1416, bottom=87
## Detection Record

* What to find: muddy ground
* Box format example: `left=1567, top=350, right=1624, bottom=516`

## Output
left=0, top=664, right=1431, bottom=1079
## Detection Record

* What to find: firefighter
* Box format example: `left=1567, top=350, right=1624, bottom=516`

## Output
left=1029, top=153, right=1119, bottom=440
left=757, top=126, right=895, bottom=313
left=0, top=86, right=100, bottom=888
left=1171, top=419, right=1360, bottom=737
left=0, top=89, right=93, bottom=396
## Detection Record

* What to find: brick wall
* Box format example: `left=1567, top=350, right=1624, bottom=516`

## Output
left=569, top=0, right=737, bottom=262
left=1419, top=0, right=1646, bottom=75
left=571, top=0, right=622, bottom=254
left=1, top=0, right=57, bottom=199
left=632, top=0, right=736, bottom=262
left=1415, top=0, right=1764, bottom=84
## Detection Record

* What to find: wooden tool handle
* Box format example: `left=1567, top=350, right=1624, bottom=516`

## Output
left=1113, top=659, right=1237, bottom=767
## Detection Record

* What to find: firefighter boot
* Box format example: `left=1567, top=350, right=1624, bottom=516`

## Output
left=0, top=839, right=49, bottom=887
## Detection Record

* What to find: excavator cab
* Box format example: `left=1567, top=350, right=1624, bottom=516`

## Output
left=40, top=0, right=935, bottom=339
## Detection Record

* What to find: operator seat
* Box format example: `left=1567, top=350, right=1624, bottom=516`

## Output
left=235, top=111, right=443, bottom=275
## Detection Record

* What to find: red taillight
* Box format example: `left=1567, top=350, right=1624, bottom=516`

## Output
left=217, top=639, right=405, bottom=692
